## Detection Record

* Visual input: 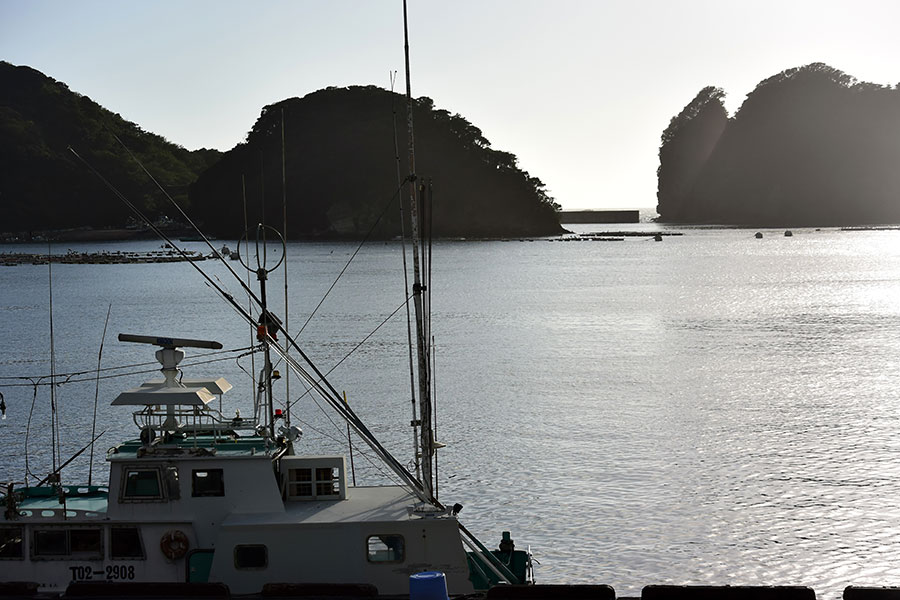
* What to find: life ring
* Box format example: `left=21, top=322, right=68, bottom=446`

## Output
left=160, top=529, right=190, bottom=560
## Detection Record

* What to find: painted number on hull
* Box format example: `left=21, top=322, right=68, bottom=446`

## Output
left=69, top=565, right=135, bottom=581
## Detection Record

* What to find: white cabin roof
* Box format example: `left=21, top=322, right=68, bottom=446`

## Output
left=112, top=384, right=216, bottom=406
left=141, top=377, right=233, bottom=395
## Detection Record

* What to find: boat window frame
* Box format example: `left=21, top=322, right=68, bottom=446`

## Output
left=233, top=544, right=268, bottom=570
left=0, top=526, right=24, bottom=560
left=366, top=534, right=405, bottom=564
left=109, top=526, right=146, bottom=560
left=286, top=466, right=340, bottom=501
left=191, top=468, right=225, bottom=497
left=69, top=527, right=103, bottom=558
left=119, top=465, right=166, bottom=503
left=31, top=526, right=103, bottom=561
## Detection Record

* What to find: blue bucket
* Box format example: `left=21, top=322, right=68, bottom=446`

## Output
left=409, top=571, right=449, bottom=600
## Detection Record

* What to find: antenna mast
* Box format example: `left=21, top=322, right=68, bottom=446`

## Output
left=403, top=0, right=435, bottom=503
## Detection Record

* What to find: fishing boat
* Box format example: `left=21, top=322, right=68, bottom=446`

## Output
left=0, top=330, right=530, bottom=595
left=0, top=2, right=532, bottom=596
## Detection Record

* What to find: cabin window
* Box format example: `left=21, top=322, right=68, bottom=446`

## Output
left=33, top=528, right=102, bottom=560
left=367, top=535, right=405, bottom=563
left=33, top=529, right=67, bottom=557
left=0, top=527, right=23, bottom=559
left=121, top=467, right=163, bottom=502
left=286, top=467, right=340, bottom=500
left=192, top=469, right=225, bottom=497
left=286, top=468, right=312, bottom=498
left=316, top=467, right=340, bottom=497
left=234, top=544, right=267, bottom=570
left=110, top=527, right=145, bottom=559
left=69, top=529, right=102, bottom=557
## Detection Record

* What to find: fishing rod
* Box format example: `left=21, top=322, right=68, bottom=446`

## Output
left=34, top=429, right=108, bottom=488
left=89, top=304, right=112, bottom=486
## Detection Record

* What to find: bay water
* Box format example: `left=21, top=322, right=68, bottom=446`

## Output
left=2, top=225, right=900, bottom=597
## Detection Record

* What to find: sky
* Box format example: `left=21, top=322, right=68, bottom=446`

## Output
left=2, top=0, right=899, bottom=211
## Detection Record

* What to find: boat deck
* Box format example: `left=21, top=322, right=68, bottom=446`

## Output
left=4, top=482, right=419, bottom=524
left=6, top=485, right=108, bottom=519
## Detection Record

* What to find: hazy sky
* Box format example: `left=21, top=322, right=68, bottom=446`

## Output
left=2, top=1, right=899, bottom=210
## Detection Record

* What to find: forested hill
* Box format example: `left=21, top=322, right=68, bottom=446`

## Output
left=0, top=61, right=221, bottom=232
left=190, top=86, right=563, bottom=238
left=657, top=63, right=900, bottom=226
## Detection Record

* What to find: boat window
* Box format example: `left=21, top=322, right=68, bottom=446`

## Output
left=315, top=467, right=340, bottom=497
left=234, top=544, right=267, bottom=570
left=33, top=528, right=103, bottom=560
left=33, top=529, right=68, bottom=557
left=110, top=527, right=145, bottom=559
left=69, top=529, right=102, bottom=558
left=122, top=468, right=163, bottom=501
left=286, top=468, right=313, bottom=498
left=286, top=467, right=341, bottom=500
left=0, top=527, right=23, bottom=559
left=366, top=535, right=405, bottom=563
left=192, top=469, right=225, bottom=497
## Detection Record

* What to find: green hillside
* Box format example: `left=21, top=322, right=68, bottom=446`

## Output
left=190, top=86, right=563, bottom=239
left=1, top=62, right=563, bottom=239
left=0, top=61, right=220, bottom=234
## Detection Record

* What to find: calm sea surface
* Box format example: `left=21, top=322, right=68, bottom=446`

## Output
left=3, top=225, right=900, bottom=597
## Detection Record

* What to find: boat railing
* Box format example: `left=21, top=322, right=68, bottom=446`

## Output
left=131, top=405, right=259, bottom=440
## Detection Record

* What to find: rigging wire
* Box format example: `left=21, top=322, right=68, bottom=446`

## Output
left=70, top=143, right=436, bottom=506
left=68, top=146, right=265, bottom=320
left=285, top=294, right=412, bottom=414
left=112, top=135, right=257, bottom=301
left=0, top=347, right=257, bottom=388
left=265, top=337, right=432, bottom=505
left=88, top=304, right=112, bottom=486
left=291, top=181, right=407, bottom=340
left=290, top=409, right=410, bottom=491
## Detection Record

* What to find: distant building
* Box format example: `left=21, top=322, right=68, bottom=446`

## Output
left=559, top=210, right=639, bottom=224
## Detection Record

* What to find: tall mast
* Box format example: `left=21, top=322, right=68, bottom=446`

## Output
left=403, top=0, right=435, bottom=503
